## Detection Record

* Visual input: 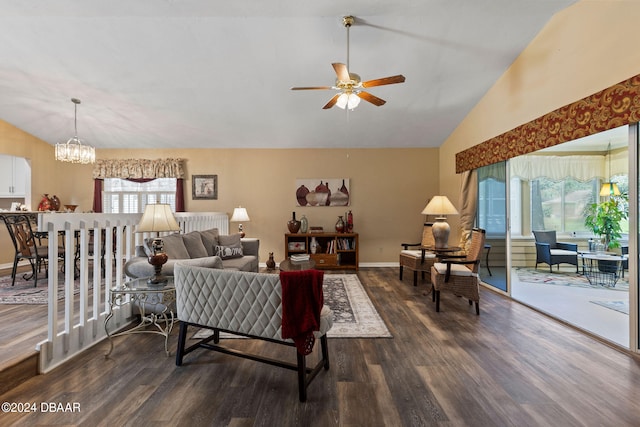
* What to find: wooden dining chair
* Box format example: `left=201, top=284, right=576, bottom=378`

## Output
left=1, top=214, right=50, bottom=287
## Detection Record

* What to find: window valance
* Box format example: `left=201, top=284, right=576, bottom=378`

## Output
left=455, top=73, right=640, bottom=173
left=92, top=158, right=185, bottom=179
left=509, top=151, right=626, bottom=181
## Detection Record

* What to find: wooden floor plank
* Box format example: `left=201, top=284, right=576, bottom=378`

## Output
left=1, top=267, right=640, bottom=426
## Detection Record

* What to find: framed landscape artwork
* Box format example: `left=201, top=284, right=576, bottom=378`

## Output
left=295, top=178, right=350, bottom=206
left=192, top=175, right=218, bottom=200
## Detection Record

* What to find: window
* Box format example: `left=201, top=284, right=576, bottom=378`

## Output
left=103, top=178, right=177, bottom=213
left=531, top=177, right=597, bottom=233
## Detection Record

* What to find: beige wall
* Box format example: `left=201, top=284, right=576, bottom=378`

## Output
left=98, top=148, right=439, bottom=265
left=1, top=139, right=440, bottom=266
left=440, top=0, right=640, bottom=240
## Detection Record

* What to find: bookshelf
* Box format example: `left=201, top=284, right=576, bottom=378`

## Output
left=284, top=232, right=359, bottom=270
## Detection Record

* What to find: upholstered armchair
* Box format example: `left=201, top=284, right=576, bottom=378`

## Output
left=430, top=228, right=486, bottom=315
left=533, top=230, right=578, bottom=273
left=399, top=223, right=437, bottom=286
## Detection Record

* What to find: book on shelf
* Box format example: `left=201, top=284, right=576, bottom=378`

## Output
left=290, top=254, right=310, bottom=262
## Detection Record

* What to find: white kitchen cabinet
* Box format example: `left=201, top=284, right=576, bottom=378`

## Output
left=0, top=155, right=28, bottom=197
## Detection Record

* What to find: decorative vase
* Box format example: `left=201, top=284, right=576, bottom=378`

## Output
left=347, top=210, right=354, bottom=232
left=38, top=194, right=51, bottom=211
left=50, top=195, right=61, bottom=211
left=335, top=216, right=345, bottom=233
left=287, top=212, right=301, bottom=233
left=310, top=237, right=319, bottom=254
left=300, top=215, right=308, bottom=233
left=266, top=252, right=276, bottom=270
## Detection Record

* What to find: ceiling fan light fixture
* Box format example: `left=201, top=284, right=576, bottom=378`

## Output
left=336, top=92, right=360, bottom=110
left=55, top=98, right=96, bottom=164
left=290, top=15, right=405, bottom=109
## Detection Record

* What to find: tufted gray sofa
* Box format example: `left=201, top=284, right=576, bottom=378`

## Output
left=173, top=263, right=333, bottom=402
left=124, top=228, right=259, bottom=279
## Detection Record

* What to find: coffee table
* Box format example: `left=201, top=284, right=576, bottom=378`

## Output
left=279, top=258, right=316, bottom=271
left=578, top=252, right=627, bottom=287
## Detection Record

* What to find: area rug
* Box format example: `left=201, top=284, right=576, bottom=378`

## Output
left=192, top=274, right=392, bottom=339
left=590, top=300, right=629, bottom=315
left=0, top=271, right=80, bottom=304
left=515, top=267, right=629, bottom=292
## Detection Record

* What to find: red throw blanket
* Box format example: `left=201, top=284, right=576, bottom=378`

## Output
left=280, top=269, right=325, bottom=355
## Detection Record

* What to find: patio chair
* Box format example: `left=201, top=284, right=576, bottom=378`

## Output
left=533, top=230, right=578, bottom=273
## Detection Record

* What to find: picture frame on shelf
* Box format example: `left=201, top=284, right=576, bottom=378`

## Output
left=192, top=175, right=218, bottom=200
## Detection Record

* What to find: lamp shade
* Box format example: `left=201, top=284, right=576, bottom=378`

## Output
left=422, top=196, right=459, bottom=217
left=599, top=182, right=621, bottom=197
left=136, top=203, right=180, bottom=233
left=230, top=207, right=250, bottom=222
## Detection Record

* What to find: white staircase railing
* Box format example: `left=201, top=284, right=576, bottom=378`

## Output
left=36, top=211, right=228, bottom=373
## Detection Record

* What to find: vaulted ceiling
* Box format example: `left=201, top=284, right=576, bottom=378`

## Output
left=0, top=0, right=575, bottom=150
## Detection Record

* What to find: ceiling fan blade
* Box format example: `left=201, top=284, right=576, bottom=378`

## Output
left=291, top=86, right=333, bottom=90
left=332, top=63, right=351, bottom=82
left=357, top=91, right=386, bottom=106
left=361, top=75, right=406, bottom=88
left=322, top=94, right=340, bottom=109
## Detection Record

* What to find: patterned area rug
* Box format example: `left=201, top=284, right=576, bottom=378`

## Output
left=515, top=267, right=629, bottom=292
left=590, top=300, right=629, bottom=315
left=0, top=271, right=80, bottom=304
left=193, top=273, right=392, bottom=339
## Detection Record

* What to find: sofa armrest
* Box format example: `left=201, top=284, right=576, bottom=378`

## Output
left=241, top=238, right=259, bottom=257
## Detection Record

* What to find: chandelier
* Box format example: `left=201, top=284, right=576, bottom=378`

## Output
left=55, top=98, right=96, bottom=164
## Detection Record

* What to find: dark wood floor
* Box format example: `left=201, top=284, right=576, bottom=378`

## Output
left=2, top=267, right=640, bottom=426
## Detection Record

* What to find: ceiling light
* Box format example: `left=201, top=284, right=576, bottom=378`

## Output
left=336, top=92, right=361, bottom=110
left=55, top=98, right=96, bottom=164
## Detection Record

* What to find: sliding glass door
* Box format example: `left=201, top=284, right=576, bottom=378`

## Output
left=477, top=162, right=508, bottom=292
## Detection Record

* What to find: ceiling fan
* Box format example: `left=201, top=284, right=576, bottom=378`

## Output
left=291, top=15, right=406, bottom=110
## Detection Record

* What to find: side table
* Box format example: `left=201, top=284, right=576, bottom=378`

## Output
left=104, top=276, right=176, bottom=357
left=578, top=253, right=627, bottom=287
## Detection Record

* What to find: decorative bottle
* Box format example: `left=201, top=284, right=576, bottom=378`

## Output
left=300, top=215, right=308, bottom=233
left=335, top=216, right=345, bottom=233
left=347, top=210, right=354, bottom=232
left=310, top=237, right=319, bottom=254
left=287, top=211, right=301, bottom=233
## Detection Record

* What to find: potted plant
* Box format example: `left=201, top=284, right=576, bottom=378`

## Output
left=583, top=194, right=628, bottom=250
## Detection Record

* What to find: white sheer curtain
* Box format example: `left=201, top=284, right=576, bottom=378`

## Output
left=510, top=152, right=626, bottom=181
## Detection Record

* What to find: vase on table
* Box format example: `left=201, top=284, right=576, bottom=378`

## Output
left=287, top=212, right=301, bottom=233
left=335, top=216, right=345, bottom=233
left=299, top=215, right=308, bottom=233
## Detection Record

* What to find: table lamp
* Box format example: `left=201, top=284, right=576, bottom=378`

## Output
left=230, top=206, right=250, bottom=237
left=136, top=203, right=181, bottom=285
left=422, top=196, right=459, bottom=249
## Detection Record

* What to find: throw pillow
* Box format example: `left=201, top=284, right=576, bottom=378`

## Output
left=215, top=245, right=244, bottom=259
left=183, top=231, right=209, bottom=258
left=199, top=228, right=220, bottom=256
left=161, top=233, right=190, bottom=259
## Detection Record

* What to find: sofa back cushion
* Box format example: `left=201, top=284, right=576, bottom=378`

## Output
left=162, top=233, right=190, bottom=259
left=199, top=228, right=220, bottom=256
left=218, top=233, right=242, bottom=247
left=183, top=231, right=209, bottom=258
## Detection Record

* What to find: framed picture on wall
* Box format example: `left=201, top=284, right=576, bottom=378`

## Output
left=192, top=175, right=218, bottom=200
